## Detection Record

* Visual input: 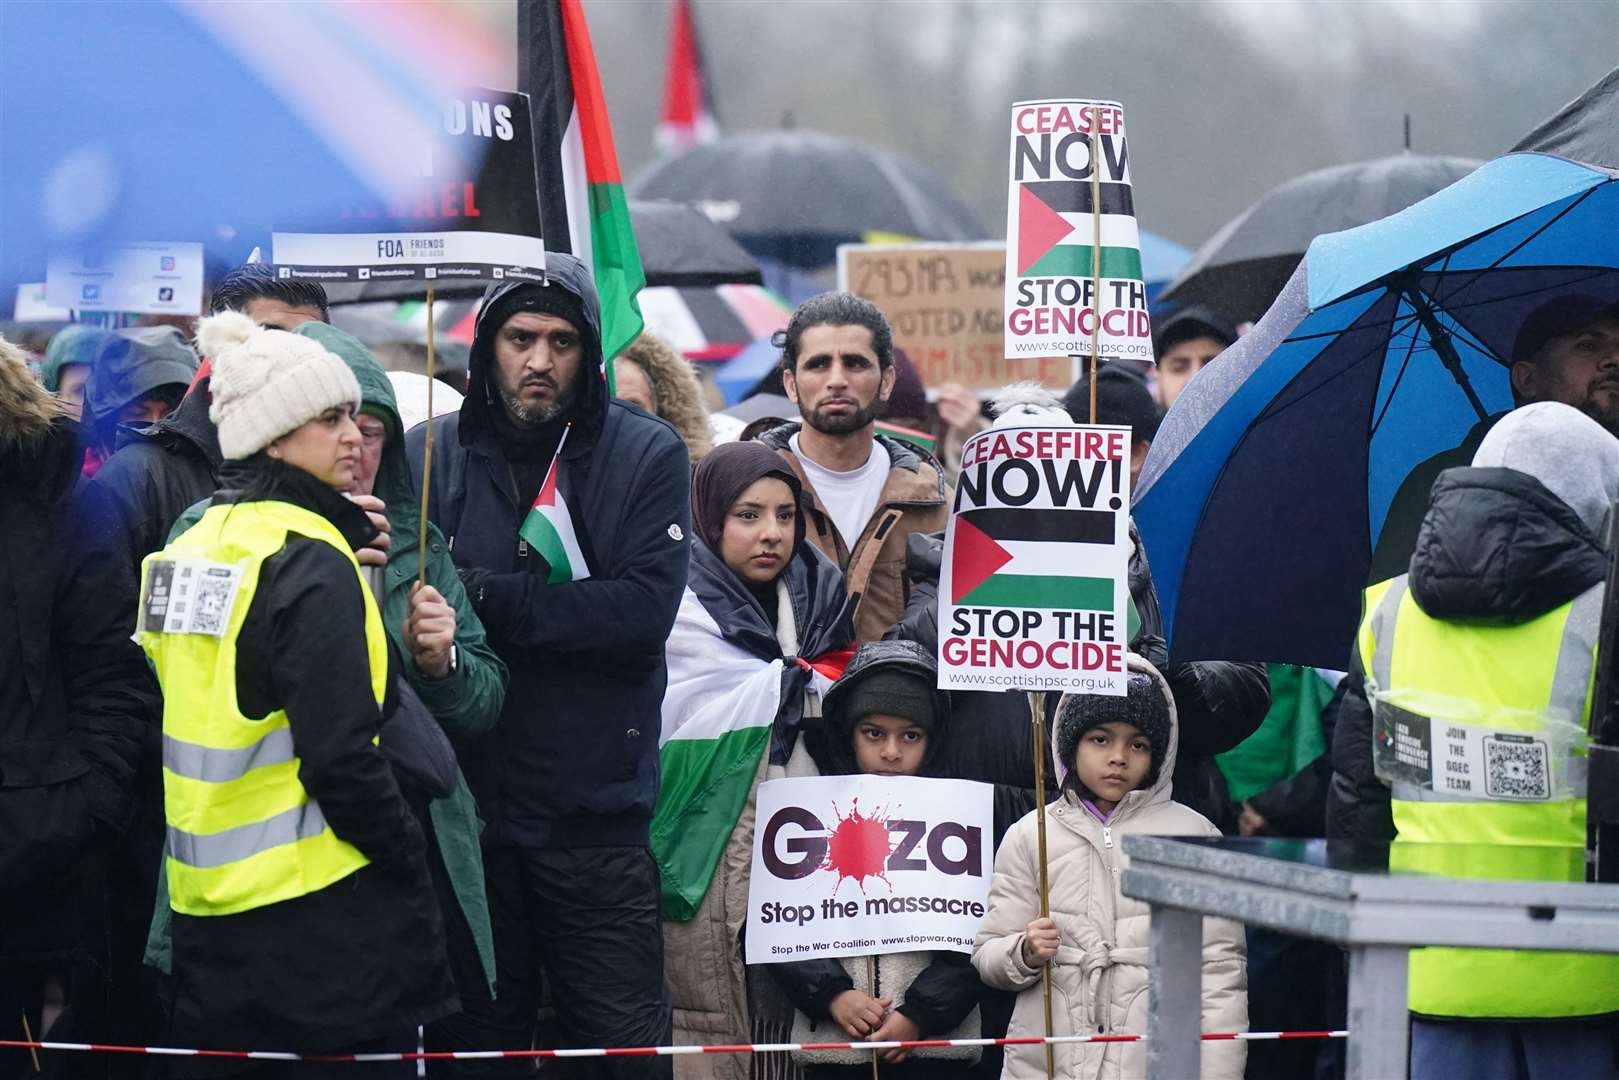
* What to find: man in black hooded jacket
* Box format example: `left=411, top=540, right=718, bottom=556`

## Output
left=407, top=253, right=689, bottom=1076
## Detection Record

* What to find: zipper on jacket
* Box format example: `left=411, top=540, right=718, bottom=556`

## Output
left=518, top=537, right=529, bottom=559
left=1102, top=825, right=1113, bottom=850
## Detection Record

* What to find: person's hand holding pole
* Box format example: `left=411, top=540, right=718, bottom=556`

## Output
left=405, top=582, right=456, bottom=678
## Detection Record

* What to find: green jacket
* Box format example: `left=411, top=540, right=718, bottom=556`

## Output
left=149, top=324, right=506, bottom=996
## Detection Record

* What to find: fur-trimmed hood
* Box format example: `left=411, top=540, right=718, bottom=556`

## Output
left=618, top=332, right=713, bottom=462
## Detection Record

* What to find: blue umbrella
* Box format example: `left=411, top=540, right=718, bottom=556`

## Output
left=0, top=1, right=450, bottom=289
left=1134, top=152, right=1619, bottom=669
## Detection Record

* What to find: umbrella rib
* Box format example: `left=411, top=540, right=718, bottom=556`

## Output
left=1261, top=302, right=1418, bottom=423
left=1368, top=304, right=1427, bottom=437
left=1414, top=266, right=1619, bottom=369
left=1415, top=182, right=1605, bottom=309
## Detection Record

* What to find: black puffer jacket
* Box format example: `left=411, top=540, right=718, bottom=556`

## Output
left=0, top=417, right=156, bottom=964
left=161, top=460, right=455, bottom=1061
left=889, top=525, right=1270, bottom=832
left=1328, top=466, right=1609, bottom=842
left=770, top=641, right=982, bottom=1065
left=406, top=253, right=692, bottom=849
left=87, top=378, right=222, bottom=579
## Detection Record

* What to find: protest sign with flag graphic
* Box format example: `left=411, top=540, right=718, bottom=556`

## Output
left=1004, top=99, right=1152, bottom=365
left=518, top=424, right=591, bottom=583
left=655, top=0, right=720, bottom=155
left=522, top=0, right=645, bottom=371
left=938, top=424, right=1133, bottom=694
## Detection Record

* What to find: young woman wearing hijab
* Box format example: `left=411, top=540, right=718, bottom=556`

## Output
left=138, top=312, right=454, bottom=1076
left=656, top=441, right=855, bottom=1080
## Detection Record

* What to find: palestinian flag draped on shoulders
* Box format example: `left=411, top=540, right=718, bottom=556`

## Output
left=525, top=0, right=644, bottom=384
left=654, top=592, right=851, bottom=919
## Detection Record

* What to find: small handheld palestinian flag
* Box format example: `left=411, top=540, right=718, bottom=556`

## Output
left=519, top=423, right=592, bottom=584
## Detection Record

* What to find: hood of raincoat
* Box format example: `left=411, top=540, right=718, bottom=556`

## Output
left=85, top=326, right=198, bottom=431
left=40, top=324, right=111, bottom=393
left=816, top=638, right=951, bottom=777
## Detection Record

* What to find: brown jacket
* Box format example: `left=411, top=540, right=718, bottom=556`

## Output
left=759, top=423, right=949, bottom=643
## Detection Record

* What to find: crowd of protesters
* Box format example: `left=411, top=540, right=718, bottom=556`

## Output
left=4, top=256, right=1617, bottom=1080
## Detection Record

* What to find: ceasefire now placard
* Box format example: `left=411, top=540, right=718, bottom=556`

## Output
left=937, top=423, right=1133, bottom=695
left=1003, top=99, right=1151, bottom=364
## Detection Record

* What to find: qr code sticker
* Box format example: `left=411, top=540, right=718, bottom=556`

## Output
left=190, top=571, right=236, bottom=636
left=1483, top=735, right=1550, bottom=800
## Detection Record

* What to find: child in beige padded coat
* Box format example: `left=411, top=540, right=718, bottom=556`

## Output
left=971, top=655, right=1247, bottom=1080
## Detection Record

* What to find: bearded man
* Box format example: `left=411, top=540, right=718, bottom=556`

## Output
left=755, top=293, right=948, bottom=642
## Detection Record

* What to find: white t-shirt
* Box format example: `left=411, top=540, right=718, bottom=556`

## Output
left=790, top=433, right=890, bottom=549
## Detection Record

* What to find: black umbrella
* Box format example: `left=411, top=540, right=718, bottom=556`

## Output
left=630, top=129, right=988, bottom=269
left=1514, top=65, right=1619, bottom=170
left=1159, top=153, right=1480, bottom=325
left=630, top=199, right=762, bottom=286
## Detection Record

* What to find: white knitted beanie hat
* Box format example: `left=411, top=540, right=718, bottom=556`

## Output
left=198, top=311, right=362, bottom=460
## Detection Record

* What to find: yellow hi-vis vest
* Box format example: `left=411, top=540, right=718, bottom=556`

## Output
left=139, top=500, right=388, bottom=917
left=1360, top=573, right=1619, bottom=1019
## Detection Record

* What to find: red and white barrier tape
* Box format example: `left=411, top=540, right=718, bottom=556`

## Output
left=0, top=1031, right=1348, bottom=1062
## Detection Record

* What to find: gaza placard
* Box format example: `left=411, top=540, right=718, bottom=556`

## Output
left=1004, top=99, right=1151, bottom=363
left=745, top=774, right=993, bottom=964
left=937, top=423, right=1131, bottom=695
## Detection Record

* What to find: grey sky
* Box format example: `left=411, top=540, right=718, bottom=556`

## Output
left=574, top=0, right=1617, bottom=248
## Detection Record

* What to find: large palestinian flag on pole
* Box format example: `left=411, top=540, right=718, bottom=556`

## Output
left=522, top=0, right=645, bottom=376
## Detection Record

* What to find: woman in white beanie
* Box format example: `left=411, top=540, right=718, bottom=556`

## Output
left=137, top=312, right=455, bottom=1073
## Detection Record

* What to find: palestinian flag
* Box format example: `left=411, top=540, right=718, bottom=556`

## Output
left=951, top=508, right=1116, bottom=609
left=654, top=0, right=719, bottom=155
left=518, top=424, right=592, bottom=583
left=1016, top=179, right=1143, bottom=279
left=526, top=0, right=645, bottom=375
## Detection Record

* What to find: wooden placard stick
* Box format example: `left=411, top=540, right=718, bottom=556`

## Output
left=418, top=286, right=436, bottom=587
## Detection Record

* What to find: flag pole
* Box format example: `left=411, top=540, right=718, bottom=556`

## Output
left=1029, top=688, right=1055, bottom=1080
left=419, top=286, right=436, bottom=587
left=1088, top=104, right=1103, bottom=425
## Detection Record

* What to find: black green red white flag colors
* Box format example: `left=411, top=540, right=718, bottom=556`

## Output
left=518, top=423, right=592, bottom=583
left=523, top=0, right=645, bottom=373
left=1004, top=100, right=1152, bottom=365
left=937, top=424, right=1132, bottom=695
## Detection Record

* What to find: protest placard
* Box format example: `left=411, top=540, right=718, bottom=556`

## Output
left=1003, top=100, right=1151, bottom=365
left=273, top=87, right=545, bottom=288
left=838, top=242, right=1069, bottom=392
left=937, top=422, right=1132, bottom=695
left=745, top=774, right=993, bottom=965
left=46, top=242, right=204, bottom=316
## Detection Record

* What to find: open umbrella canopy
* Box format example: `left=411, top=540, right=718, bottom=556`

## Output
left=1514, top=65, right=1619, bottom=171
left=1160, top=153, right=1481, bottom=326
left=638, top=284, right=791, bottom=362
left=630, top=200, right=762, bottom=286
left=1134, top=152, right=1619, bottom=670
left=630, top=130, right=988, bottom=269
